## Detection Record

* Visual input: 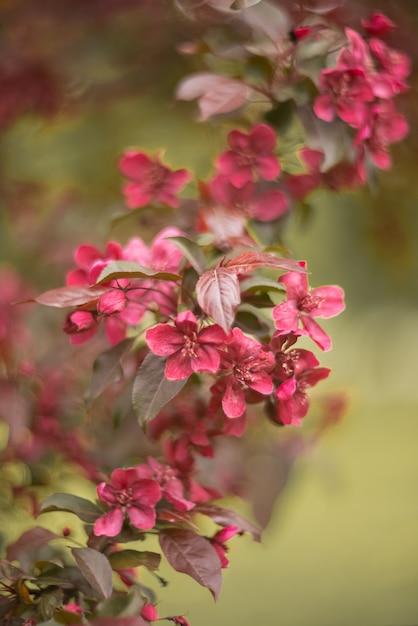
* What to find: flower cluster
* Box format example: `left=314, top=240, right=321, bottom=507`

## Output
left=313, top=20, right=409, bottom=181
left=10, top=5, right=410, bottom=625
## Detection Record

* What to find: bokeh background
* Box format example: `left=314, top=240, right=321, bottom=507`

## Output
left=1, top=1, right=418, bottom=624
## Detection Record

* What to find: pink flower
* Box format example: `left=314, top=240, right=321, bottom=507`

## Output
left=94, top=467, right=161, bottom=537
left=62, top=603, right=83, bottom=616
left=314, top=67, right=374, bottom=128
left=217, top=328, right=274, bottom=418
left=210, top=174, right=288, bottom=222
left=66, top=241, right=123, bottom=286
left=146, top=311, right=227, bottom=380
left=141, top=603, right=159, bottom=622
left=209, top=525, right=239, bottom=567
left=136, top=457, right=195, bottom=511
left=119, top=150, right=192, bottom=209
left=272, top=262, right=345, bottom=351
left=215, top=124, right=280, bottom=188
left=361, top=12, right=396, bottom=37
left=354, top=100, right=409, bottom=171
left=275, top=359, right=331, bottom=426
left=63, top=310, right=99, bottom=345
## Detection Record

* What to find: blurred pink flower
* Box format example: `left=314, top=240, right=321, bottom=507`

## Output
left=215, top=123, right=280, bottom=188
left=119, top=150, right=191, bottom=208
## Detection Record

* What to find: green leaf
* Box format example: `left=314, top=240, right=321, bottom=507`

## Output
left=96, top=261, right=180, bottom=284
left=39, top=587, right=64, bottom=621
left=53, top=608, right=84, bottom=624
left=98, top=587, right=144, bottom=617
left=86, top=338, right=133, bottom=402
left=132, top=353, right=187, bottom=427
left=264, top=100, right=295, bottom=134
left=108, top=549, right=161, bottom=571
left=240, top=276, right=286, bottom=293
left=39, top=493, right=102, bottom=523
left=166, top=236, right=207, bottom=274
left=72, top=547, right=113, bottom=600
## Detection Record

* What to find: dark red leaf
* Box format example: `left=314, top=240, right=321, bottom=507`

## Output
left=87, top=338, right=133, bottom=402
left=159, top=528, right=222, bottom=600
left=224, top=251, right=305, bottom=274
left=132, top=353, right=187, bottom=427
left=196, top=267, right=240, bottom=332
left=193, top=504, right=262, bottom=542
left=72, top=548, right=113, bottom=600
left=31, top=285, right=108, bottom=308
left=6, top=527, right=61, bottom=563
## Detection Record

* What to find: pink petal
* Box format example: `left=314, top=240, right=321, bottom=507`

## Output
left=165, top=352, right=194, bottom=380
left=249, top=123, right=277, bottom=153
left=222, top=381, right=246, bottom=418
left=131, top=478, right=162, bottom=506
left=74, top=244, right=101, bottom=270
left=127, top=505, right=156, bottom=530
left=272, top=301, right=300, bottom=333
left=255, top=155, right=280, bottom=181
left=119, top=151, right=152, bottom=181
left=193, top=345, right=221, bottom=373
left=309, top=285, right=345, bottom=318
left=123, top=182, right=152, bottom=209
left=301, top=316, right=332, bottom=351
left=276, top=377, right=296, bottom=401
left=279, top=264, right=308, bottom=300
left=251, top=189, right=288, bottom=221
left=94, top=508, right=123, bottom=537
left=104, top=315, right=126, bottom=345
left=248, top=371, right=273, bottom=395
left=98, top=289, right=127, bottom=315
left=146, top=324, right=185, bottom=356
left=313, top=94, right=335, bottom=122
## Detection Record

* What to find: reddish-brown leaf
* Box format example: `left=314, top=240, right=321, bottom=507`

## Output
left=193, top=504, right=262, bottom=542
left=196, top=267, right=240, bottom=332
left=224, top=251, right=305, bottom=274
left=176, top=72, right=251, bottom=120
left=159, top=528, right=222, bottom=600
left=72, top=548, right=113, bottom=600
left=31, top=285, right=107, bottom=308
left=6, top=527, right=61, bottom=563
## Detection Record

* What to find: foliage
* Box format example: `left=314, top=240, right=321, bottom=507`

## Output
left=0, top=1, right=411, bottom=625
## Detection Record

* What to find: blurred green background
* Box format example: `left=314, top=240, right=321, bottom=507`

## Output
left=1, top=1, right=418, bottom=624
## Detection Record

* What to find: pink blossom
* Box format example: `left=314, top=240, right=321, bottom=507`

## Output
left=66, top=241, right=123, bottom=286
left=62, top=603, right=83, bottom=616
left=209, top=525, right=239, bottom=567
left=141, top=603, right=159, bottom=622
left=272, top=262, right=345, bottom=351
left=361, top=12, right=396, bottom=37
left=119, top=150, right=192, bottom=209
left=146, top=311, right=227, bottom=380
left=215, top=124, right=280, bottom=188
left=94, top=467, right=161, bottom=537
left=135, top=457, right=195, bottom=511
left=275, top=360, right=331, bottom=426
left=286, top=148, right=362, bottom=199
left=217, top=328, right=275, bottom=418
left=314, top=67, right=374, bottom=128
left=63, top=310, right=99, bottom=345
left=210, top=174, right=288, bottom=222
left=354, top=100, right=409, bottom=171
